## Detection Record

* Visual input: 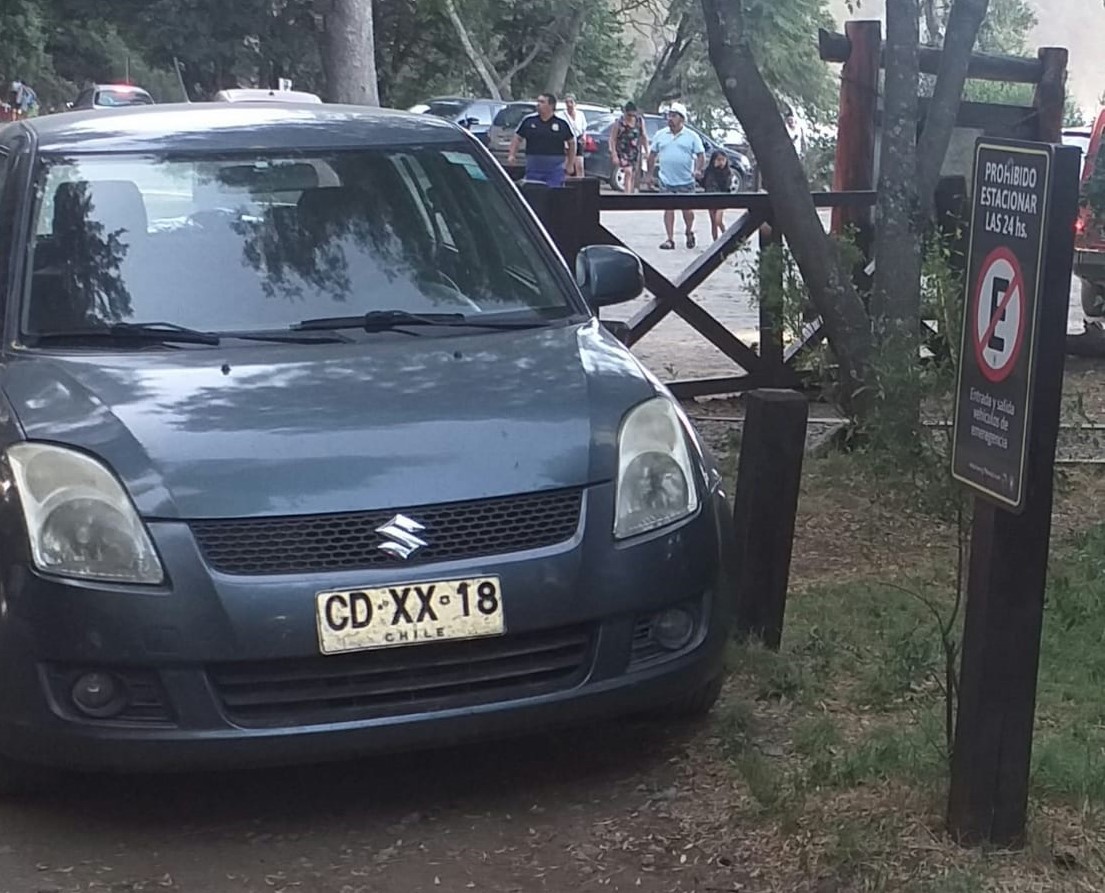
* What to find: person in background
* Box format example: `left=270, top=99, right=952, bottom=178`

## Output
left=784, top=106, right=805, bottom=158
left=610, top=101, right=648, bottom=195
left=646, top=102, right=705, bottom=250
left=9, top=80, right=38, bottom=118
left=563, top=93, right=588, bottom=178
left=700, top=150, right=733, bottom=242
left=507, top=93, right=576, bottom=188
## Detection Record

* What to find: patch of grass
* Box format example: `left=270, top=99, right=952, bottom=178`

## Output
left=729, top=640, right=810, bottom=703
left=793, top=714, right=840, bottom=785
left=820, top=814, right=905, bottom=891
left=831, top=717, right=945, bottom=789
left=787, top=579, right=953, bottom=708
left=906, top=868, right=985, bottom=893
left=1033, top=522, right=1105, bottom=806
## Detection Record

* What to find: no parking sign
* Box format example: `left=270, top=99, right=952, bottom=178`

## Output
left=951, top=140, right=1052, bottom=511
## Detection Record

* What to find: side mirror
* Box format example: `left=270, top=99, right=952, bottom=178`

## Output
left=461, top=117, right=479, bottom=129
left=575, top=244, right=643, bottom=307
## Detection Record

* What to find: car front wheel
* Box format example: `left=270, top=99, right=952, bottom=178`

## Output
left=658, top=674, right=723, bottom=719
left=1082, top=278, right=1105, bottom=318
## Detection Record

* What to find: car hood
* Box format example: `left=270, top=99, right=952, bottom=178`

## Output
left=2, top=322, right=654, bottom=520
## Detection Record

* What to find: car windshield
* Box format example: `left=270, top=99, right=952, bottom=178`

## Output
left=24, top=148, right=573, bottom=339
left=95, top=89, right=153, bottom=107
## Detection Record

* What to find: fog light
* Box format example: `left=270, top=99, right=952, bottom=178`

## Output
left=71, top=671, right=125, bottom=718
left=650, top=607, right=695, bottom=651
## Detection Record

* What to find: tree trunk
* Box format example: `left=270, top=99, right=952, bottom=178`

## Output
left=700, top=0, right=872, bottom=414
left=442, top=0, right=503, bottom=101
left=545, top=4, right=587, bottom=95
left=872, top=0, right=921, bottom=339
left=872, top=0, right=923, bottom=438
left=916, top=0, right=991, bottom=217
left=319, top=0, right=380, bottom=105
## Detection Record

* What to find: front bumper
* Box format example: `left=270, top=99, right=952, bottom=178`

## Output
left=0, top=482, right=735, bottom=772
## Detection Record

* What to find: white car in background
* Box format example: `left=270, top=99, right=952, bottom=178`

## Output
left=214, top=89, right=323, bottom=104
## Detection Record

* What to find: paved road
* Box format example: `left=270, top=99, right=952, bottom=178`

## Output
left=601, top=208, right=1087, bottom=383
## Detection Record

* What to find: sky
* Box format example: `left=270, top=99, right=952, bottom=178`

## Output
left=829, top=0, right=1105, bottom=116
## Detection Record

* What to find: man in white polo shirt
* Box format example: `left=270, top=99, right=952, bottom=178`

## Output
left=646, top=102, right=705, bottom=249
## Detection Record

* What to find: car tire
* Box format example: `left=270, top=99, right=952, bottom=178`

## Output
left=610, top=167, right=627, bottom=193
left=660, top=674, right=724, bottom=719
left=1081, top=278, right=1105, bottom=318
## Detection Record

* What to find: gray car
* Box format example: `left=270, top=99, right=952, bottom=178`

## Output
left=0, top=103, right=735, bottom=788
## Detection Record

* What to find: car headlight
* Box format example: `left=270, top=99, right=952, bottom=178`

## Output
left=614, top=397, right=700, bottom=539
left=6, top=443, right=164, bottom=584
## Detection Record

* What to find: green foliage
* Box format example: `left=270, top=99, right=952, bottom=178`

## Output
left=636, top=0, right=837, bottom=131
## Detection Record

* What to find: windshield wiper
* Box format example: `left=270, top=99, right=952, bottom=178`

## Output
left=293, top=310, right=554, bottom=333
left=31, top=322, right=221, bottom=347
left=223, top=331, right=354, bottom=345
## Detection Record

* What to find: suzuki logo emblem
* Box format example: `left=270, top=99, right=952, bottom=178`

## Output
left=376, top=514, right=429, bottom=560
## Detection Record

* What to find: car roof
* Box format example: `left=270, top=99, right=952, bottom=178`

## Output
left=90, top=84, right=152, bottom=92
left=20, top=103, right=469, bottom=154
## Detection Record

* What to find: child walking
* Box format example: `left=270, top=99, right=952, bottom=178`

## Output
left=700, top=150, right=733, bottom=241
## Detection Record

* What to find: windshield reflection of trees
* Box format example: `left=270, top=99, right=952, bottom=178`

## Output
left=42, top=179, right=134, bottom=329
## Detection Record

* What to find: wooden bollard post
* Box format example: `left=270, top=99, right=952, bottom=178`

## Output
left=731, top=390, right=809, bottom=649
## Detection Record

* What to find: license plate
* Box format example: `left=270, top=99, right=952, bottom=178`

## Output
left=315, top=577, right=504, bottom=655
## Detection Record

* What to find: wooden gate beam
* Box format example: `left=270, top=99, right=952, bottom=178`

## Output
left=819, top=27, right=1045, bottom=83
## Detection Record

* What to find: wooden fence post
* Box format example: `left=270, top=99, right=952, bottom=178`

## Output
left=731, top=390, right=809, bottom=649
left=830, top=19, right=880, bottom=253
left=1032, top=48, right=1068, bottom=144
left=520, top=178, right=600, bottom=273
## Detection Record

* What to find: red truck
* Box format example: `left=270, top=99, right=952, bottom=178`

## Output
left=1075, top=113, right=1105, bottom=317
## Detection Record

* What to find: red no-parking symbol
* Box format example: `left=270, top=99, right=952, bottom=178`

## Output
left=972, top=246, right=1026, bottom=384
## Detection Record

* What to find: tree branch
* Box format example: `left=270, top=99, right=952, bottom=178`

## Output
left=441, top=0, right=504, bottom=100
left=916, top=0, right=991, bottom=216
left=922, top=0, right=942, bottom=44
left=501, top=34, right=548, bottom=91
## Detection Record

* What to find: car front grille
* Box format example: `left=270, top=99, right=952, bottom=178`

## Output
left=208, top=625, right=593, bottom=727
left=190, top=488, right=583, bottom=576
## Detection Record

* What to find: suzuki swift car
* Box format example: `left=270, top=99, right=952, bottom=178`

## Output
left=0, top=103, right=735, bottom=787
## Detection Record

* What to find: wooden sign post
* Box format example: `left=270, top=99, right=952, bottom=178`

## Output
left=947, top=139, right=1080, bottom=846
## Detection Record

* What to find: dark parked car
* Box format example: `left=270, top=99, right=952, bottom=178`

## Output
left=582, top=113, right=754, bottom=192
left=0, top=103, right=735, bottom=788
left=70, top=84, right=155, bottom=110
left=422, top=96, right=504, bottom=146
left=488, top=100, right=613, bottom=164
